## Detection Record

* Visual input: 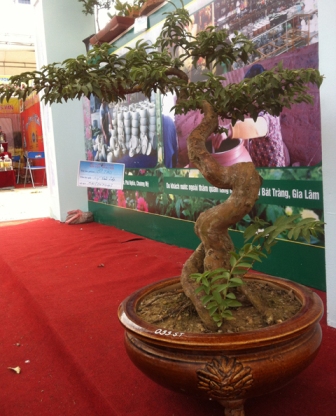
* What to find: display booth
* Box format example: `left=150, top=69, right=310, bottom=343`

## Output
left=20, top=93, right=46, bottom=186
left=0, top=78, right=46, bottom=188
left=0, top=92, right=19, bottom=189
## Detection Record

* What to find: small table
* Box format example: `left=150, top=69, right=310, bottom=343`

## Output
left=0, top=151, right=15, bottom=189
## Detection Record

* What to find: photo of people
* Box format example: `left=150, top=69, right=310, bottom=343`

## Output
left=208, top=64, right=288, bottom=168
left=214, top=0, right=318, bottom=71
left=161, top=93, right=178, bottom=168
left=161, top=0, right=320, bottom=169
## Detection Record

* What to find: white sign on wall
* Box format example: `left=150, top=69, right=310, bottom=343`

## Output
left=77, top=161, right=125, bottom=189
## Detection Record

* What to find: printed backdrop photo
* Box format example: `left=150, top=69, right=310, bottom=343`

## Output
left=85, top=0, right=324, bottom=287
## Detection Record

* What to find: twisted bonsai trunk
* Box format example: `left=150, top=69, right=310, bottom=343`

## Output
left=180, top=101, right=262, bottom=330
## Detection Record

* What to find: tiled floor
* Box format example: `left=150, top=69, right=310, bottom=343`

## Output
left=0, top=186, right=49, bottom=224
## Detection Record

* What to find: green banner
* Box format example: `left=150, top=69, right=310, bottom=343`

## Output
left=164, top=177, right=323, bottom=209
left=124, top=175, right=159, bottom=192
left=257, top=180, right=323, bottom=209
left=164, top=177, right=231, bottom=199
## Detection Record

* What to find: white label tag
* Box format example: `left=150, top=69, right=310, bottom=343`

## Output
left=134, top=16, right=148, bottom=34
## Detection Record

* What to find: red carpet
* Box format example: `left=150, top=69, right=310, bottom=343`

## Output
left=0, top=218, right=335, bottom=416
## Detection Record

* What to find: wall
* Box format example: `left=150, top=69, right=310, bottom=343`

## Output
left=319, top=1, right=336, bottom=327
left=33, top=0, right=95, bottom=220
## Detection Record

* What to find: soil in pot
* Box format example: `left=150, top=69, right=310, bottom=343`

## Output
left=137, top=280, right=302, bottom=334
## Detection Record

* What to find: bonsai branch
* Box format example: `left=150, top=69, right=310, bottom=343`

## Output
left=240, top=284, right=274, bottom=325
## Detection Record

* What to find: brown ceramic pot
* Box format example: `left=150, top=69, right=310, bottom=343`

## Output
left=90, top=16, right=135, bottom=45
left=139, top=0, right=165, bottom=16
left=118, top=274, right=323, bottom=416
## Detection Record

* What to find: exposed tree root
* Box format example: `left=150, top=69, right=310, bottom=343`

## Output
left=240, top=282, right=274, bottom=325
left=151, top=298, right=193, bottom=324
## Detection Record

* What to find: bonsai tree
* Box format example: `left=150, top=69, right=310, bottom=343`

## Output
left=78, top=0, right=113, bottom=16
left=78, top=0, right=114, bottom=30
left=0, top=4, right=323, bottom=331
left=79, top=0, right=146, bottom=18
left=78, top=0, right=145, bottom=32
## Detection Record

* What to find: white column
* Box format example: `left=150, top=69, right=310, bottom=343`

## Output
left=33, top=0, right=95, bottom=221
left=319, top=1, right=336, bottom=327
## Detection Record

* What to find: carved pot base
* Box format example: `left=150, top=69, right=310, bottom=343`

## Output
left=118, top=274, right=323, bottom=415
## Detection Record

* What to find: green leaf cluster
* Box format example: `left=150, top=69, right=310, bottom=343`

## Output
left=78, top=0, right=145, bottom=18
left=113, top=0, right=146, bottom=16
left=244, top=214, right=325, bottom=252
left=0, top=3, right=323, bottom=121
left=190, top=244, right=265, bottom=327
left=190, top=214, right=324, bottom=327
left=78, top=0, right=112, bottom=15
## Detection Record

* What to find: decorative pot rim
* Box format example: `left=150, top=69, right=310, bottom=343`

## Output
left=118, top=273, right=324, bottom=350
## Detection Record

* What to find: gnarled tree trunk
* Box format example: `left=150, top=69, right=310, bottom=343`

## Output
left=180, top=102, right=262, bottom=331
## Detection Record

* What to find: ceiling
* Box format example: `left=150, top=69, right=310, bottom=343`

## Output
left=0, top=1, right=36, bottom=77
left=0, top=47, right=36, bottom=76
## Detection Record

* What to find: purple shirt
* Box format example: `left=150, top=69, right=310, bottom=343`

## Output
left=248, top=112, right=286, bottom=167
